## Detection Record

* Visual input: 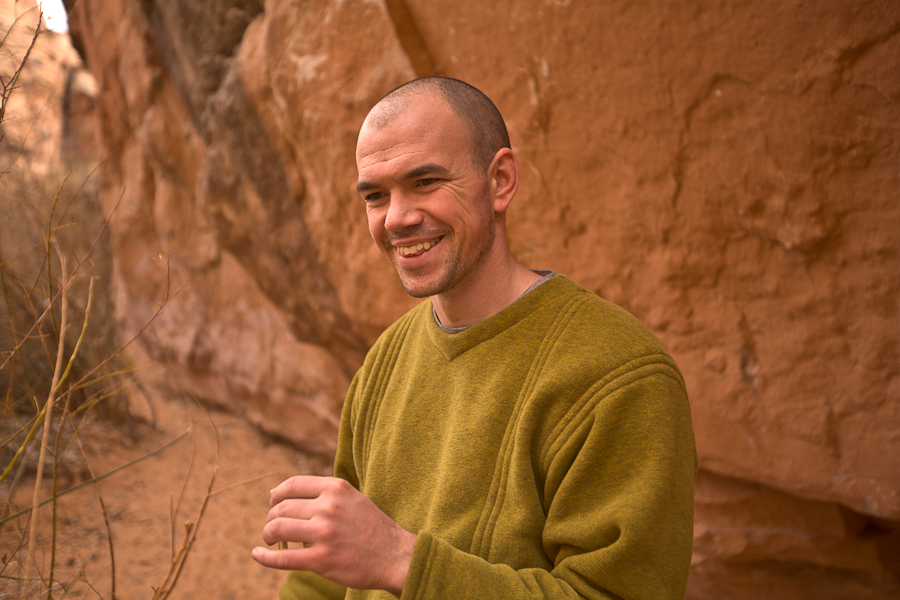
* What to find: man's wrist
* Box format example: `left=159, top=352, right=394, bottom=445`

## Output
left=384, top=528, right=417, bottom=597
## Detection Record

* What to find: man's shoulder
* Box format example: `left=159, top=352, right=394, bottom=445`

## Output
left=530, top=275, right=679, bottom=375
left=532, top=276, right=659, bottom=339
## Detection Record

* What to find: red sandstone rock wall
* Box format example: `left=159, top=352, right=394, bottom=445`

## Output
left=62, top=0, right=900, bottom=596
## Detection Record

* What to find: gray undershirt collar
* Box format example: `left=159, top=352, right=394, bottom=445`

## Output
left=434, top=270, right=557, bottom=334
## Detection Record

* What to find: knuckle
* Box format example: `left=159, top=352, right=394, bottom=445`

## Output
left=318, top=495, right=340, bottom=517
left=311, top=517, right=335, bottom=540
left=271, top=493, right=307, bottom=519
left=321, top=477, right=342, bottom=494
left=267, top=517, right=289, bottom=539
left=327, top=476, right=352, bottom=494
left=261, top=523, right=278, bottom=545
left=265, top=503, right=283, bottom=522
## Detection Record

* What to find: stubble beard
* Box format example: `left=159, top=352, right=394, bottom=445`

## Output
left=390, top=197, right=496, bottom=299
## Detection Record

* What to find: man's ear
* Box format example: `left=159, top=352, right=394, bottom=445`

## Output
left=488, top=148, right=519, bottom=214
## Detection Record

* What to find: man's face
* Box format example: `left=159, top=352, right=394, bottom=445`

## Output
left=355, top=96, right=497, bottom=298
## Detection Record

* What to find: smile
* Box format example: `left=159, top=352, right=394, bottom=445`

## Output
left=396, top=237, right=442, bottom=256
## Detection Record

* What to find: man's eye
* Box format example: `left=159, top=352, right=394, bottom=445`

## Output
left=364, top=191, right=386, bottom=202
left=417, top=178, right=438, bottom=187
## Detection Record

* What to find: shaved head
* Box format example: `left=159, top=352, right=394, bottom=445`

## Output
left=364, top=77, right=511, bottom=173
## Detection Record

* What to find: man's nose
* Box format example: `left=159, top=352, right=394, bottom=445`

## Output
left=384, top=193, right=424, bottom=232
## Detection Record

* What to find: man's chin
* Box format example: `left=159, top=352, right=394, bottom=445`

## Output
left=397, top=277, right=440, bottom=299
left=394, top=268, right=447, bottom=299
left=402, top=287, right=434, bottom=299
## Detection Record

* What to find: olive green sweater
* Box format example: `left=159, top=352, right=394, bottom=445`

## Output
left=282, top=275, right=696, bottom=600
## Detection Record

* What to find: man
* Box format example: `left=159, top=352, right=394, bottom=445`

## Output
left=252, top=77, right=696, bottom=600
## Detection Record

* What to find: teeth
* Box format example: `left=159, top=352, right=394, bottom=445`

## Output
left=398, top=239, right=435, bottom=256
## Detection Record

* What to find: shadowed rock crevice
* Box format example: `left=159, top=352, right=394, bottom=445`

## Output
left=384, top=0, right=436, bottom=78
left=199, top=64, right=368, bottom=374
left=693, top=469, right=900, bottom=598
left=132, top=0, right=370, bottom=370
left=136, top=0, right=263, bottom=134
left=836, top=21, right=900, bottom=72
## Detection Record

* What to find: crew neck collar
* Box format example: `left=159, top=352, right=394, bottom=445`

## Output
left=425, top=273, right=576, bottom=361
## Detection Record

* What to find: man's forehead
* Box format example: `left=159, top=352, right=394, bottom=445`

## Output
left=359, top=92, right=458, bottom=145
left=356, top=96, right=459, bottom=163
left=355, top=133, right=446, bottom=183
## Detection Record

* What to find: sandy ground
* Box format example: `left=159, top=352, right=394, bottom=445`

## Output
left=1, top=392, right=333, bottom=599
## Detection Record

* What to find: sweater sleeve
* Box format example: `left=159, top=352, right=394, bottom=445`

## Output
left=401, top=369, right=696, bottom=600
left=280, top=571, right=348, bottom=600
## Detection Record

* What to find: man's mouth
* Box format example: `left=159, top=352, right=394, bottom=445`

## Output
left=395, top=236, right=442, bottom=257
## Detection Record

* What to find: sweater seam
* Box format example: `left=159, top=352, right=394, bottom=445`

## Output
left=540, top=356, right=685, bottom=471
left=469, top=293, right=592, bottom=558
left=357, top=310, right=421, bottom=479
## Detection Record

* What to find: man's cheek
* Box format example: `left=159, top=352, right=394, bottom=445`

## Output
left=367, top=222, right=392, bottom=258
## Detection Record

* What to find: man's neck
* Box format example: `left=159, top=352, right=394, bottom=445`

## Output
left=431, top=254, right=541, bottom=329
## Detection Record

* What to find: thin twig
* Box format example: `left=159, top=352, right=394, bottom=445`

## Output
left=71, top=428, right=116, bottom=600
left=208, top=473, right=283, bottom=498
left=49, top=402, right=65, bottom=600
left=168, top=383, right=199, bottom=562
left=152, top=462, right=218, bottom=600
left=0, top=406, right=45, bottom=484
left=1, top=432, right=33, bottom=522
left=25, top=249, right=67, bottom=594
left=0, top=412, right=38, bottom=452
left=56, top=277, right=94, bottom=390
left=40, top=268, right=95, bottom=600
left=0, top=9, right=41, bottom=123
left=0, top=9, right=37, bottom=49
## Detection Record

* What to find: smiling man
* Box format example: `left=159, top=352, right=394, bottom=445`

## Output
left=252, top=77, right=697, bottom=600
left=355, top=78, right=540, bottom=325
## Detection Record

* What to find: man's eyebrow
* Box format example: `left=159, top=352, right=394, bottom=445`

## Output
left=356, top=163, right=451, bottom=194
left=357, top=180, right=377, bottom=193
left=403, top=163, right=451, bottom=180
